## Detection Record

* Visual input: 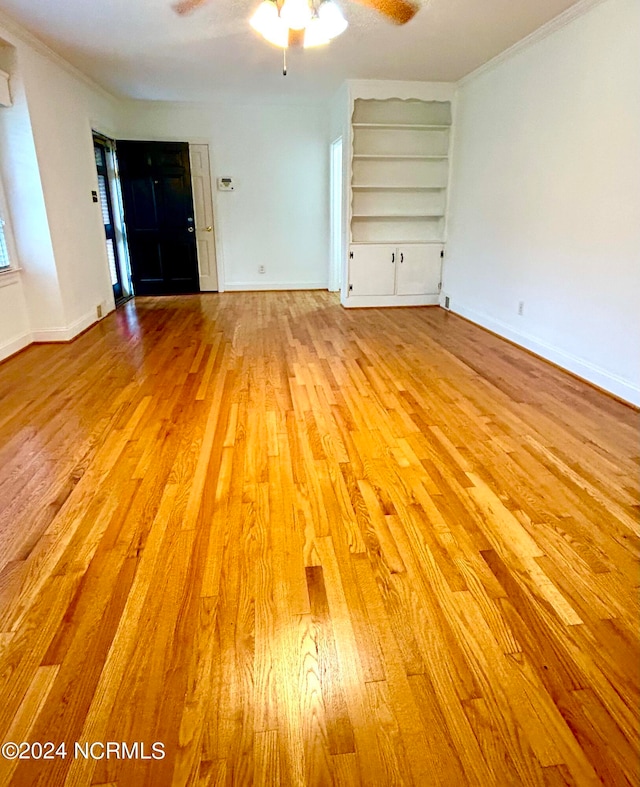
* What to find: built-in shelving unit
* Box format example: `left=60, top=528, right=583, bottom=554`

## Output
left=345, top=96, right=453, bottom=307
left=350, top=98, right=452, bottom=245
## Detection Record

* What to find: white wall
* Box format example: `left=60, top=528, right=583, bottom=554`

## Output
left=119, top=99, right=330, bottom=291
left=0, top=15, right=120, bottom=361
left=22, top=43, right=120, bottom=332
left=0, top=37, right=63, bottom=353
left=444, top=0, right=640, bottom=405
left=0, top=274, right=30, bottom=359
left=0, top=81, right=32, bottom=360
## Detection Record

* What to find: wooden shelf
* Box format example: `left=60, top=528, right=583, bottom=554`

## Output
left=352, top=213, right=444, bottom=219
left=349, top=240, right=445, bottom=245
left=352, top=99, right=452, bottom=126
left=351, top=185, right=446, bottom=191
left=353, top=154, right=448, bottom=161
left=352, top=123, right=451, bottom=130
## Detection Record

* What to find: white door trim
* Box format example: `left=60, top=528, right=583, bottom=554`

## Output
left=329, top=137, right=343, bottom=293
left=189, top=143, right=220, bottom=292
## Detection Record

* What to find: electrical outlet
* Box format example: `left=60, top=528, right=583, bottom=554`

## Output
left=96, top=304, right=103, bottom=319
left=258, top=265, right=265, bottom=274
left=518, top=301, right=524, bottom=316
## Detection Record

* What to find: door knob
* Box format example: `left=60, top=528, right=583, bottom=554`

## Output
left=187, top=227, right=194, bottom=233
left=206, top=226, right=213, bottom=232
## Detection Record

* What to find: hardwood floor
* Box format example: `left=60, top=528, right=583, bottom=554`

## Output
left=0, top=291, right=637, bottom=786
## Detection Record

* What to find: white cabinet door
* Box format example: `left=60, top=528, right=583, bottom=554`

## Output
left=395, top=244, right=442, bottom=296
left=349, top=245, right=396, bottom=296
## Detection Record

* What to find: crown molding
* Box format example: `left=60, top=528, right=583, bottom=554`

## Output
left=457, top=0, right=608, bottom=87
left=0, top=8, right=120, bottom=104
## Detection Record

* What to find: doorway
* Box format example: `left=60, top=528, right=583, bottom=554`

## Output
left=93, top=135, right=130, bottom=305
left=329, top=137, right=343, bottom=293
left=116, top=141, right=200, bottom=296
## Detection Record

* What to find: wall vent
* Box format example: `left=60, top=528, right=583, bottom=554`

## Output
left=444, top=296, right=450, bottom=310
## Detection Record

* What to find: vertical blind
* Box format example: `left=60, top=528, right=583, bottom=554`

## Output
left=93, top=139, right=122, bottom=292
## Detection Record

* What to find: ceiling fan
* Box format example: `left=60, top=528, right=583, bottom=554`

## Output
left=172, top=0, right=420, bottom=28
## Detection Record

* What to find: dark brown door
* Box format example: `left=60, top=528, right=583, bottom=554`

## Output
left=117, top=141, right=200, bottom=295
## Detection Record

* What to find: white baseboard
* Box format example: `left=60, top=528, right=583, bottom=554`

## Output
left=224, top=282, right=327, bottom=292
left=31, top=308, right=100, bottom=343
left=0, top=331, right=32, bottom=363
left=450, top=301, right=640, bottom=407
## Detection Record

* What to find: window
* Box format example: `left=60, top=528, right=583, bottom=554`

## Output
left=0, top=215, right=10, bottom=270
left=0, top=184, right=17, bottom=273
left=0, top=66, right=16, bottom=272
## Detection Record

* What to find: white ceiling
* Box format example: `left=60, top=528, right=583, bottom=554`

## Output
left=0, top=0, right=583, bottom=101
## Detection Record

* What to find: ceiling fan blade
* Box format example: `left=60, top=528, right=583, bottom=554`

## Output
left=350, top=0, right=419, bottom=25
left=172, top=0, right=209, bottom=16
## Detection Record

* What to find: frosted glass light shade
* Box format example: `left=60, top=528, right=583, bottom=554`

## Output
left=303, top=17, right=330, bottom=47
left=280, top=0, right=313, bottom=30
left=250, top=1, right=289, bottom=48
left=305, top=1, right=347, bottom=46
left=317, top=1, right=348, bottom=39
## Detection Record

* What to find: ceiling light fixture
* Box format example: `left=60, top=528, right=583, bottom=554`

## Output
left=250, top=0, right=348, bottom=50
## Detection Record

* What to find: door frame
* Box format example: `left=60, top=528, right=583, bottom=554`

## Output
left=92, top=131, right=133, bottom=304
left=329, top=136, right=343, bottom=293
left=189, top=143, right=219, bottom=292
left=113, top=134, right=225, bottom=292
